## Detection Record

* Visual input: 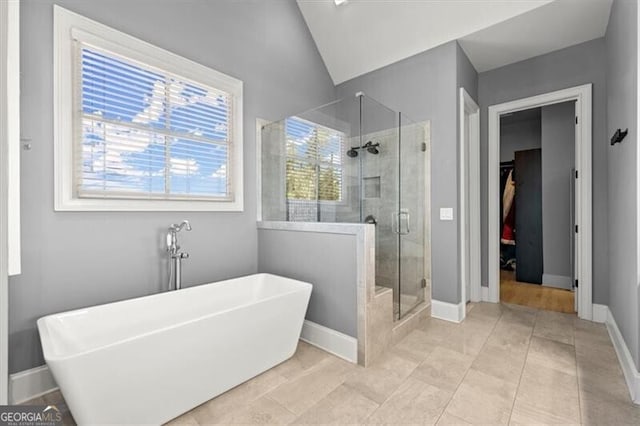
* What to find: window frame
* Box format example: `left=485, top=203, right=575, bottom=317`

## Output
left=284, top=116, right=346, bottom=205
left=54, top=6, right=243, bottom=211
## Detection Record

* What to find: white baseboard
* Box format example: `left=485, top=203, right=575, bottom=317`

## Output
left=481, top=286, right=489, bottom=302
left=592, top=304, right=608, bottom=323
left=300, top=320, right=357, bottom=364
left=9, top=365, right=58, bottom=404
left=431, top=299, right=465, bottom=323
left=605, top=307, right=640, bottom=404
left=542, top=274, right=573, bottom=290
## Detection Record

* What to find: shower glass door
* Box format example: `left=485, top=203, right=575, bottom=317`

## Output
left=398, top=113, right=426, bottom=317
left=360, top=98, right=426, bottom=319
left=359, top=95, right=401, bottom=316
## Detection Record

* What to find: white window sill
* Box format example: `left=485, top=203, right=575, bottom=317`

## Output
left=55, top=197, right=243, bottom=212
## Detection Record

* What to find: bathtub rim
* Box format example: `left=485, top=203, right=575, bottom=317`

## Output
left=37, top=273, right=312, bottom=362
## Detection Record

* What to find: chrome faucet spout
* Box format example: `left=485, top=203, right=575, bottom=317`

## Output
left=171, top=220, right=192, bottom=233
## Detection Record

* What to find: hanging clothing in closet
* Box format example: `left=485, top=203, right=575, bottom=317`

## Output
left=502, top=170, right=516, bottom=245
left=500, top=164, right=516, bottom=271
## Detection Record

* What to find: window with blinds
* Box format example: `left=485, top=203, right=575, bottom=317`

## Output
left=285, top=117, right=344, bottom=202
left=76, top=44, right=232, bottom=201
left=54, top=6, right=243, bottom=211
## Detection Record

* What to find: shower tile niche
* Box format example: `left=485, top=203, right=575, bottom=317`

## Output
left=363, top=176, right=381, bottom=199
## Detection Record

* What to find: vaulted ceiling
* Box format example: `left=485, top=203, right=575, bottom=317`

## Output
left=297, top=0, right=613, bottom=84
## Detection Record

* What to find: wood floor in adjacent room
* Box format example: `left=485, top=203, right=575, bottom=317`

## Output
left=500, top=270, right=575, bottom=314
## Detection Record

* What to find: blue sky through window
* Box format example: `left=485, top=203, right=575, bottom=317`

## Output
left=79, top=46, right=231, bottom=199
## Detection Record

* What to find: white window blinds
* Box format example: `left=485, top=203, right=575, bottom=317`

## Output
left=285, top=117, right=344, bottom=202
left=75, top=42, right=233, bottom=201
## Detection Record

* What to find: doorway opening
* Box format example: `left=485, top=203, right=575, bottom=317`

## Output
left=485, top=84, right=593, bottom=320
left=498, top=104, right=575, bottom=313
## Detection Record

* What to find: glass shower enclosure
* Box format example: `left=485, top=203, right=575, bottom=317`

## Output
left=261, top=94, right=427, bottom=319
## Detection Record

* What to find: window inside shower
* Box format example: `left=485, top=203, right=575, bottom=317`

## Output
left=284, top=117, right=345, bottom=222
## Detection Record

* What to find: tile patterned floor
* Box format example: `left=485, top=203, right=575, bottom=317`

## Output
left=25, top=303, right=640, bottom=425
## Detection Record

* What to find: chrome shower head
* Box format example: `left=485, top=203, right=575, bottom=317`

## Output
left=364, top=141, right=380, bottom=155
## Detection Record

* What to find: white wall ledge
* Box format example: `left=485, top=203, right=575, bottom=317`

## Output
left=258, top=221, right=371, bottom=235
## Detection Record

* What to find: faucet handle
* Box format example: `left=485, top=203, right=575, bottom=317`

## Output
left=166, top=231, right=173, bottom=250
left=179, top=252, right=189, bottom=259
left=166, top=229, right=180, bottom=253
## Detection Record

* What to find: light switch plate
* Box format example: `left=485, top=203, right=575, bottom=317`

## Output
left=440, top=207, right=454, bottom=221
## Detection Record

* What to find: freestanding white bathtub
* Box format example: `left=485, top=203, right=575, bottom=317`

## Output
left=37, top=273, right=312, bottom=425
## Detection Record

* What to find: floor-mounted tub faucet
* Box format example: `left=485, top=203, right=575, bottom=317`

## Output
left=167, top=220, right=192, bottom=290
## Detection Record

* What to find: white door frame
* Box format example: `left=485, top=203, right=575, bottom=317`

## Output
left=486, top=84, right=593, bottom=320
left=0, top=0, right=19, bottom=404
left=459, top=88, right=481, bottom=314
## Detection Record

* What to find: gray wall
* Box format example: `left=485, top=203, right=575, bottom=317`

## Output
left=257, top=229, right=357, bottom=337
left=456, top=42, right=479, bottom=104
left=336, top=41, right=475, bottom=305
left=478, top=38, right=609, bottom=305
left=605, top=0, right=639, bottom=369
left=11, top=0, right=336, bottom=373
left=500, top=109, right=541, bottom=162
left=541, top=102, right=575, bottom=282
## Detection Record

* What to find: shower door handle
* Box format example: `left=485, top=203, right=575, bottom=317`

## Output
left=396, top=210, right=410, bottom=235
